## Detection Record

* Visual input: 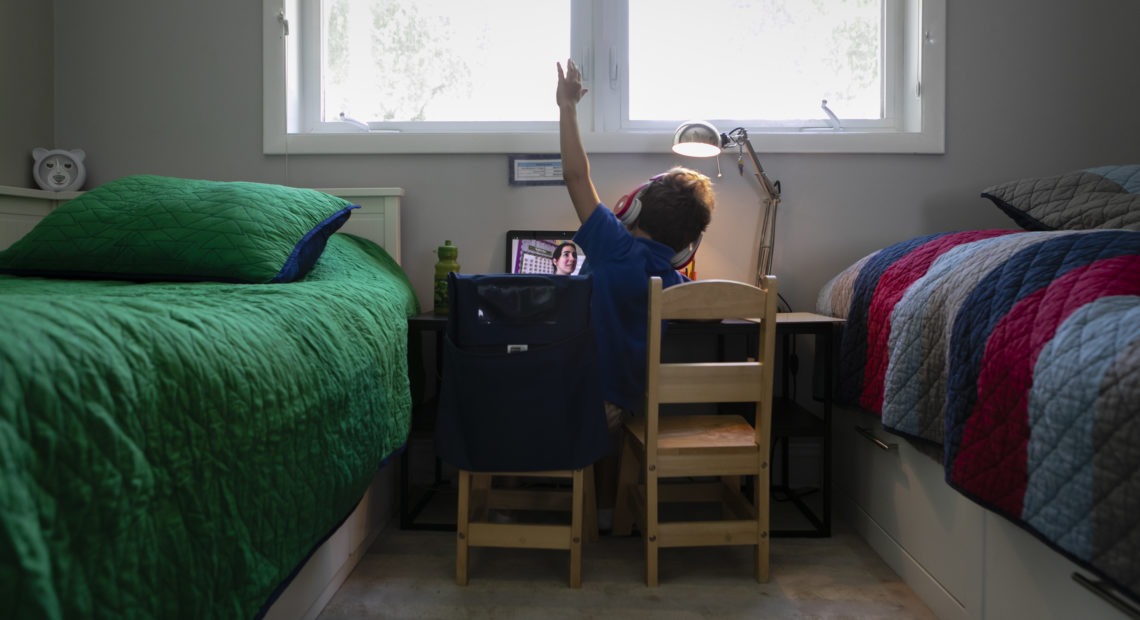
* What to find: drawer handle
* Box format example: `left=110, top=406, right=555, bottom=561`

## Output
left=855, top=426, right=897, bottom=451
left=1071, top=573, right=1140, bottom=618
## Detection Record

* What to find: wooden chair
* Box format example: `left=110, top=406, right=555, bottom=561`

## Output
left=612, top=276, right=778, bottom=586
left=434, top=274, right=611, bottom=588
left=455, top=467, right=596, bottom=587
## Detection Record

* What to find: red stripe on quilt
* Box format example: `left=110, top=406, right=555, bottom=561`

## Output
left=860, top=230, right=1014, bottom=412
left=952, top=254, right=1140, bottom=516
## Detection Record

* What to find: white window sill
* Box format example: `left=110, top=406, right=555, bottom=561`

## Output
left=264, top=127, right=945, bottom=156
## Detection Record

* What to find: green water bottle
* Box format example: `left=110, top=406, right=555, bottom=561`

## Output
left=433, top=240, right=460, bottom=315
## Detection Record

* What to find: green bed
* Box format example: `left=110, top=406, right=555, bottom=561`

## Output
left=0, top=177, right=418, bottom=618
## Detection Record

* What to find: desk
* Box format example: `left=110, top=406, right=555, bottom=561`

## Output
left=769, top=312, right=844, bottom=537
left=402, top=312, right=449, bottom=530
left=400, top=311, right=844, bottom=535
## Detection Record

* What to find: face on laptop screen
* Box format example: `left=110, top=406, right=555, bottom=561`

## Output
left=506, top=231, right=585, bottom=276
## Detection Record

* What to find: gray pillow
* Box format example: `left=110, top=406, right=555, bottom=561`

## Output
left=981, top=165, right=1140, bottom=231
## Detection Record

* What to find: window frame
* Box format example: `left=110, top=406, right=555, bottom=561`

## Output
left=262, top=0, right=945, bottom=155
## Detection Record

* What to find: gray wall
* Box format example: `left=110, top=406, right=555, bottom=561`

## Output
left=15, top=0, right=1140, bottom=312
left=1, top=1, right=55, bottom=186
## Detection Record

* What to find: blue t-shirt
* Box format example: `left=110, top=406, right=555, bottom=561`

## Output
left=574, top=204, right=687, bottom=413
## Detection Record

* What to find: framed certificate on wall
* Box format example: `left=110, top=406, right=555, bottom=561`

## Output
left=508, top=155, right=565, bottom=186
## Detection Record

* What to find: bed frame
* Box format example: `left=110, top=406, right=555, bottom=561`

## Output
left=835, top=406, right=1139, bottom=620
left=0, top=184, right=407, bottom=620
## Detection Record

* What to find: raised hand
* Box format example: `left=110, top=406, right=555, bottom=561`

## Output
left=556, top=58, right=588, bottom=107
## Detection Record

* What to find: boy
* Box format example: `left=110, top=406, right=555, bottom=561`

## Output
left=556, top=59, right=714, bottom=530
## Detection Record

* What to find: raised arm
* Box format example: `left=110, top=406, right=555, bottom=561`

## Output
left=557, top=59, right=601, bottom=224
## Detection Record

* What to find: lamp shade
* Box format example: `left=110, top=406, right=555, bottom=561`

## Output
left=672, top=121, right=723, bottom=157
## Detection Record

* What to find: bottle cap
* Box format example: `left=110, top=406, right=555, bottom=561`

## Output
left=438, top=240, right=458, bottom=259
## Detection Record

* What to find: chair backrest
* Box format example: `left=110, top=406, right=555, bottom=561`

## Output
left=447, top=273, right=593, bottom=350
left=435, top=273, right=610, bottom=472
left=644, top=276, right=779, bottom=450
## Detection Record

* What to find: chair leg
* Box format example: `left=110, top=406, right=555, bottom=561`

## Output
left=569, top=468, right=584, bottom=588
left=755, top=465, right=770, bottom=583
left=645, top=464, right=659, bottom=587
left=456, top=470, right=471, bottom=586
left=722, top=475, right=742, bottom=519
left=612, top=432, right=638, bottom=536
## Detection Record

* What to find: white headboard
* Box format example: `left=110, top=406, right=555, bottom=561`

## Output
left=318, top=187, right=404, bottom=265
left=0, top=186, right=83, bottom=251
left=0, top=185, right=404, bottom=265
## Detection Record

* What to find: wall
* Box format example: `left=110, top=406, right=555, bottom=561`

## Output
left=35, top=0, right=1140, bottom=313
left=0, top=1, right=55, bottom=186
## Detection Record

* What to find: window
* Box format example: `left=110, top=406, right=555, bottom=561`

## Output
left=263, top=0, right=945, bottom=154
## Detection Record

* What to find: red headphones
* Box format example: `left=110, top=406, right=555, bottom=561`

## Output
left=613, top=178, right=703, bottom=269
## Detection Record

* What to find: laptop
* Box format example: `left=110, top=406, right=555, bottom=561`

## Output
left=505, top=229, right=587, bottom=275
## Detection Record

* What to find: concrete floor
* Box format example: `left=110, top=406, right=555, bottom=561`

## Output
left=317, top=486, right=937, bottom=620
left=317, top=522, right=935, bottom=619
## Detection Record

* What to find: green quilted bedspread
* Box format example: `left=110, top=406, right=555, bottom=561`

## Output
left=0, top=234, right=419, bottom=619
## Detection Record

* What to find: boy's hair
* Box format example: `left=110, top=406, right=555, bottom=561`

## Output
left=635, top=167, right=714, bottom=253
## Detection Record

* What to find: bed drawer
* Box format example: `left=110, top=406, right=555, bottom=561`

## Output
left=832, top=407, right=984, bottom=620
left=983, top=513, right=1135, bottom=620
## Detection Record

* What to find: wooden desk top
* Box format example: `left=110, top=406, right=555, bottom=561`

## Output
left=775, top=312, right=845, bottom=325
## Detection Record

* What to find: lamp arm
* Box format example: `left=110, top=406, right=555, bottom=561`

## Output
left=754, top=195, right=780, bottom=284
left=737, top=133, right=781, bottom=283
left=740, top=135, right=780, bottom=202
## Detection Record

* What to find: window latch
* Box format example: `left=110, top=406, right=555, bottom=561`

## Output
left=609, top=47, right=619, bottom=90
left=820, top=100, right=843, bottom=130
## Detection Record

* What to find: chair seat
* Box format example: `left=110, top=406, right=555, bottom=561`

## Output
left=626, top=415, right=758, bottom=451
left=625, top=415, right=762, bottom=478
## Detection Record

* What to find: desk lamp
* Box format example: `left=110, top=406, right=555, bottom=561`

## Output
left=673, top=121, right=781, bottom=286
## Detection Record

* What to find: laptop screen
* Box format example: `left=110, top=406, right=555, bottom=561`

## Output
left=505, top=230, right=586, bottom=275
